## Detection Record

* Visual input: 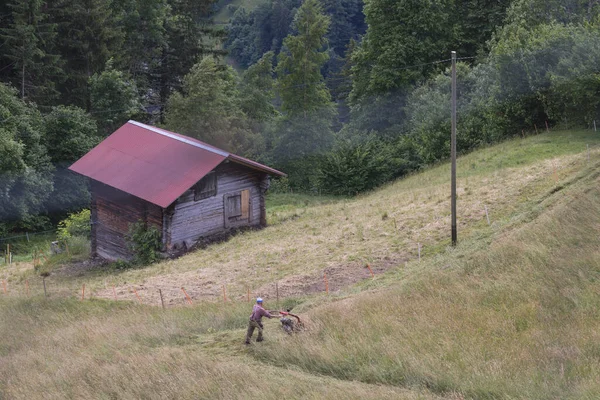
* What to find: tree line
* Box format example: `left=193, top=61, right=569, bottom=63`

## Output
left=1, top=0, right=599, bottom=234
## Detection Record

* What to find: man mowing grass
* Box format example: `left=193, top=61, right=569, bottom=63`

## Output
left=246, top=297, right=274, bottom=345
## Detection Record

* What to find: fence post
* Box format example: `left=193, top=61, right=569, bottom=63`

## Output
left=485, top=205, right=490, bottom=226
left=81, top=284, right=85, bottom=300
left=324, top=272, right=329, bottom=294
left=133, top=288, right=142, bottom=304
left=159, top=289, right=165, bottom=310
left=181, top=287, right=193, bottom=305
left=366, top=264, right=375, bottom=278
left=276, top=282, right=279, bottom=309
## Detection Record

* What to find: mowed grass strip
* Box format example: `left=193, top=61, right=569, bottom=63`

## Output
left=0, top=297, right=438, bottom=399
left=249, top=162, right=600, bottom=399
left=1, top=130, right=599, bottom=399
left=58, top=130, right=599, bottom=304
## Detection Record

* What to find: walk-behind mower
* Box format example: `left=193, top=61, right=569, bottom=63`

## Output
left=271, top=309, right=304, bottom=334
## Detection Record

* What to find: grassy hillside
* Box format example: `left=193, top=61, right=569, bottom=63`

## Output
left=1, top=129, right=599, bottom=398
left=253, top=158, right=600, bottom=399
left=12, top=130, right=597, bottom=306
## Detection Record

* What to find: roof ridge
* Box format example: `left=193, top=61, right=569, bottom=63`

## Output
left=127, top=120, right=229, bottom=157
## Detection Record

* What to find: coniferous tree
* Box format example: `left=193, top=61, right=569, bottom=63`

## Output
left=0, top=0, right=63, bottom=104
left=240, top=51, right=278, bottom=123
left=274, top=0, right=335, bottom=189
left=112, top=0, right=168, bottom=94
left=157, top=0, right=218, bottom=122
left=276, top=0, right=333, bottom=118
left=48, top=0, right=124, bottom=109
left=165, top=57, right=261, bottom=157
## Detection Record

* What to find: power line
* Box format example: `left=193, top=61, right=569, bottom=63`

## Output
left=278, top=56, right=469, bottom=91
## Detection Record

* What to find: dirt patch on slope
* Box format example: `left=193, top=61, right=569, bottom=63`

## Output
left=92, top=256, right=405, bottom=307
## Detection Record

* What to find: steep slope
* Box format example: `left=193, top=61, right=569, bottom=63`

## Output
left=252, top=147, right=600, bottom=399
left=1, top=129, right=599, bottom=399
left=44, top=130, right=599, bottom=306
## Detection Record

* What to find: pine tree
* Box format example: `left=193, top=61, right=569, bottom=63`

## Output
left=0, top=0, right=63, bottom=103
left=48, top=0, right=124, bottom=109
left=165, top=57, right=260, bottom=156
left=240, top=51, right=278, bottom=123
left=156, top=0, right=218, bottom=122
left=276, top=0, right=333, bottom=118
left=112, top=0, right=168, bottom=92
left=274, top=0, right=335, bottom=178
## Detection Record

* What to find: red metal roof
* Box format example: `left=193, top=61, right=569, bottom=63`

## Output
left=69, top=121, right=285, bottom=208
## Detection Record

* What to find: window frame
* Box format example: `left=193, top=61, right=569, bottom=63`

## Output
left=194, top=171, right=217, bottom=201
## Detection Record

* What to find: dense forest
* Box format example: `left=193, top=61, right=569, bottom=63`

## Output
left=1, top=0, right=599, bottom=234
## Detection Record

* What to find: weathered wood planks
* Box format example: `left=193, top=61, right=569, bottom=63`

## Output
left=167, top=162, right=267, bottom=249
left=91, top=181, right=163, bottom=261
left=90, top=161, right=270, bottom=260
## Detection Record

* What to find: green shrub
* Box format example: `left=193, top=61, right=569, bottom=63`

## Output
left=318, top=138, right=414, bottom=196
left=56, top=210, right=91, bottom=241
left=269, top=176, right=291, bottom=194
left=127, top=222, right=161, bottom=265
left=111, top=260, right=133, bottom=270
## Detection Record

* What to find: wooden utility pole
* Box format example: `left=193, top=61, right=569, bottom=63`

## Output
left=451, top=51, right=458, bottom=246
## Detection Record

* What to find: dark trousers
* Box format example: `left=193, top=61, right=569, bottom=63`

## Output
left=246, top=320, right=264, bottom=343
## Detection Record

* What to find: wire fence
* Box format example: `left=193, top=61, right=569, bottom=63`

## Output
left=1, top=129, right=599, bottom=306
left=0, top=229, right=56, bottom=243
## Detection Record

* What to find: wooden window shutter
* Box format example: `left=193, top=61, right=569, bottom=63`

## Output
left=227, top=195, right=242, bottom=217
left=194, top=172, right=217, bottom=201
left=241, top=189, right=250, bottom=219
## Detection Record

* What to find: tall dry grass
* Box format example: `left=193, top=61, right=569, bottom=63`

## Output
left=251, top=163, right=600, bottom=399
left=30, top=130, right=600, bottom=306
left=1, top=130, right=599, bottom=399
left=0, top=297, right=436, bottom=399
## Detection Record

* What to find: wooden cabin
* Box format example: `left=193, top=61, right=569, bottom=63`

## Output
left=69, top=121, right=285, bottom=261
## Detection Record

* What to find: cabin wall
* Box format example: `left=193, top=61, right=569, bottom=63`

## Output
left=91, top=181, right=163, bottom=261
left=167, top=162, right=267, bottom=249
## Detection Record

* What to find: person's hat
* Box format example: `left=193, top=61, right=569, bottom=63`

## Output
left=256, top=297, right=263, bottom=303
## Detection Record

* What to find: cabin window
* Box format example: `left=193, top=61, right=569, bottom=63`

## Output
left=223, top=189, right=251, bottom=228
left=194, top=172, right=217, bottom=201
left=227, top=194, right=242, bottom=217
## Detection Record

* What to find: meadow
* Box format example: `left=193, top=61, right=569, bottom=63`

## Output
left=1, top=129, right=599, bottom=399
